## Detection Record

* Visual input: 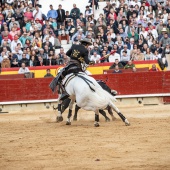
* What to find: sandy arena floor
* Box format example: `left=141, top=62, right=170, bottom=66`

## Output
left=0, top=105, right=170, bottom=170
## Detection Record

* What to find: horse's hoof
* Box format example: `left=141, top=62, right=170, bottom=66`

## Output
left=56, top=116, right=63, bottom=122
left=73, top=117, right=77, bottom=121
left=66, top=121, right=71, bottom=125
left=125, top=119, right=130, bottom=126
left=105, top=118, right=110, bottom=122
left=94, top=122, right=100, bottom=127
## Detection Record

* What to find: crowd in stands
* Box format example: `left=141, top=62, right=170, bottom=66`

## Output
left=0, top=0, right=170, bottom=71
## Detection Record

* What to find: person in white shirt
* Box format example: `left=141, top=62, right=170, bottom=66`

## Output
left=139, top=26, right=148, bottom=38
left=10, top=36, right=23, bottom=52
left=33, top=4, right=43, bottom=21
left=120, top=45, right=130, bottom=59
left=18, top=63, right=30, bottom=74
left=90, top=52, right=101, bottom=64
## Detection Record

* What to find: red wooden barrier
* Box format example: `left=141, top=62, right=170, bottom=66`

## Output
left=0, top=78, right=57, bottom=102
left=0, top=74, right=25, bottom=79
left=0, top=71, right=170, bottom=102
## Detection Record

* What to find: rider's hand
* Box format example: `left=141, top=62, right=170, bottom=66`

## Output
left=89, top=61, right=95, bottom=65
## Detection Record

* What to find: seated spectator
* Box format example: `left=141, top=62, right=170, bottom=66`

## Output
left=11, top=35, right=23, bottom=51
left=58, top=24, right=70, bottom=44
left=159, top=32, right=170, bottom=48
left=144, top=48, right=154, bottom=60
left=65, top=20, right=75, bottom=38
left=108, top=50, right=120, bottom=62
left=121, top=50, right=130, bottom=65
left=113, top=65, right=122, bottom=73
left=71, top=28, right=85, bottom=42
left=56, top=47, right=65, bottom=65
left=24, top=7, right=33, bottom=21
left=19, top=32, right=32, bottom=46
left=109, top=59, right=124, bottom=69
left=29, top=55, right=37, bottom=67
left=11, top=54, right=19, bottom=67
left=37, top=48, right=47, bottom=60
left=1, top=55, right=10, bottom=68
left=149, top=64, right=160, bottom=71
left=131, top=48, right=145, bottom=61
left=37, top=56, right=45, bottom=66
left=20, top=53, right=29, bottom=67
left=124, top=60, right=135, bottom=69
left=120, top=44, right=130, bottom=58
left=44, top=69, right=54, bottom=78
left=153, top=50, right=161, bottom=60
left=18, top=62, right=30, bottom=74
left=90, top=51, right=101, bottom=64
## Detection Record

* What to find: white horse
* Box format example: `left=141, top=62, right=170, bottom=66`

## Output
left=56, top=72, right=130, bottom=127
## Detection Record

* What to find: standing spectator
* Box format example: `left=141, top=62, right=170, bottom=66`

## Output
left=57, top=4, right=65, bottom=29
left=33, top=4, right=43, bottom=23
left=47, top=5, right=58, bottom=20
left=70, top=4, right=80, bottom=26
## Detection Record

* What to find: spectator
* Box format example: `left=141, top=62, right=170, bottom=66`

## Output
left=47, top=5, right=58, bottom=20
left=24, top=7, right=33, bottom=21
left=124, top=60, right=135, bottom=69
left=90, top=51, right=101, bottom=64
left=70, top=4, right=80, bottom=26
left=33, top=4, right=43, bottom=24
left=18, top=62, right=30, bottom=74
left=109, top=59, right=124, bottom=69
left=44, top=69, right=54, bottom=77
left=1, top=55, right=10, bottom=68
left=149, top=64, right=160, bottom=71
left=56, top=4, right=65, bottom=29
left=58, top=24, right=69, bottom=44
left=113, top=65, right=122, bottom=73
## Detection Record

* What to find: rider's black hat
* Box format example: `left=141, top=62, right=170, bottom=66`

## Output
left=80, top=38, right=92, bottom=45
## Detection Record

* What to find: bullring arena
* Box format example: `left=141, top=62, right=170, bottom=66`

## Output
left=0, top=103, right=170, bottom=170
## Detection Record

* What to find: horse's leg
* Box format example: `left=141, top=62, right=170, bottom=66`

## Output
left=94, top=110, right=100, bottom=127
left=109, top=101, right=130, bottom=126
left=107, top=106, right=116, bottom=121
left=66, top=99, right=75, bottom=125
left=73, top=104, right=81, bottom=121
left=56, top=100, right=64, bottom=122
left=99, top=109, right=110, bottom=122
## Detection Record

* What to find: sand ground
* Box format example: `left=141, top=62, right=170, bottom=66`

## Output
left=0, top=105, right=170, bottom=170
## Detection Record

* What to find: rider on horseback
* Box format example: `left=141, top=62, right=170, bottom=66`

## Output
left=50, top=38, right=93, bottom=101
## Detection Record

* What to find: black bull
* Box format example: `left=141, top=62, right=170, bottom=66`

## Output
left=59, top=80, right=117, bottom=121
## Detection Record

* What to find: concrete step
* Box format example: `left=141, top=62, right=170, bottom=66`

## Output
left=94, top=2, right=105, bottom=19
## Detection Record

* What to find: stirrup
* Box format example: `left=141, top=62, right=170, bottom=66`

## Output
left=59, top=93, right=69, bottom=101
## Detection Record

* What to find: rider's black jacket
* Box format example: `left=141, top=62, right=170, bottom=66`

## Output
left=66, top=44, right=90, bottom=64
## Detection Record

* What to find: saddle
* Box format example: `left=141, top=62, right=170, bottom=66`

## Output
left=49, top=60, right=82, bottom=93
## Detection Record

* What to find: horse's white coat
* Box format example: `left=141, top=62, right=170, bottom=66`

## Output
left=63, top=73, right=117, bottom=111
